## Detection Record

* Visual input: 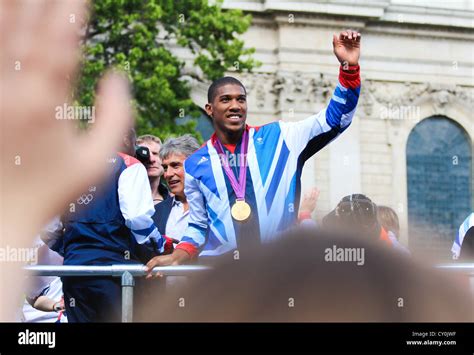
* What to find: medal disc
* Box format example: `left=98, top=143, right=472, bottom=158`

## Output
left=231, top=200, right=251, bottom=221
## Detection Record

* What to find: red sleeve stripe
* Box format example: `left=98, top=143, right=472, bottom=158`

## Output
left=175, top=242, right=199, bottom=259
left=118, top=152, right=141, bottom=167
left=339, top=65, right=360, bottom=89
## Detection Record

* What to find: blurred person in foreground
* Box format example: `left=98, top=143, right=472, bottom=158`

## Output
left=136, top=135, right=170, bottom=205
left=138, top=228, right=473, bottom=322
left=146, top=29, right=362, bottom=270
left=0, top=0, right=132, bottom=320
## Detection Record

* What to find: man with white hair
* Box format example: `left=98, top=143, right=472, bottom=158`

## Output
left=146, top=135, right=200, bottom=282
left=151, top=135, right=200, bottom=244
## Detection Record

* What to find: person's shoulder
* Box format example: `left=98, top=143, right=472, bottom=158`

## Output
left=184, top=142, right=210, bottom=167
left=250, top=122, right=279, bottom=132
left=117, top=152, right=141, bottom=168
left=250, top=121, right=282, bottom=140
left=466, top=213, right=474, bottom=224
left=154, top=196, right=174, bottom=213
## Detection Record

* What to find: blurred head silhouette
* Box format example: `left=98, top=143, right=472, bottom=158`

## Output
left=139, top=228, right=473, bottom=322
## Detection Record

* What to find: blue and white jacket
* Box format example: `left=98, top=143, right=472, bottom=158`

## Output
left=176, top=66, right=361, bottom=258
left=42, top=153, right=166, bottom=265
left=452, top=213, right=474, bottom=260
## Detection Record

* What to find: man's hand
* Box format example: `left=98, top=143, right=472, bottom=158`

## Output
left=333, top=30, right=361, bottom=67
left=145, top=249, right=190, bottom=279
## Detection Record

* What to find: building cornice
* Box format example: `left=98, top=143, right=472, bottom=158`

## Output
left=223, top=0, right=474, bottom=30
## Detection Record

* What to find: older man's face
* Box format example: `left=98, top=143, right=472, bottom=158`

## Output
left=139, top=141, right=163, bottom=178
left=162, top=153, right=187, bottom=198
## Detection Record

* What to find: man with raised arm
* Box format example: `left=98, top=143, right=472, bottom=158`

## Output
left=146, top=30, right=362, bottom=270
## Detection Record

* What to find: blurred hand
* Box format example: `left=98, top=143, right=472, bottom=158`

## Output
left=300, top=187, right=320, bottom=215
left=332, top=30, right=361, bottom=67
left=0, top=0, right=132, bottom=320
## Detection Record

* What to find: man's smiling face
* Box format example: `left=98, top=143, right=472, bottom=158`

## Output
left=162, top=153, right=186, bottom=198
left=205, top=83, right=247, bottom=137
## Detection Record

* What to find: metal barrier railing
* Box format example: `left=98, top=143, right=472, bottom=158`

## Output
left=435, top=263, right=474, bottom=273
left=25, top=263, right=473, bottom=322
left=24, top=264, right=211, bottom=322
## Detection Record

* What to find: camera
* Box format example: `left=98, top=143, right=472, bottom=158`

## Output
left=135, top=145, right=151, bottom=164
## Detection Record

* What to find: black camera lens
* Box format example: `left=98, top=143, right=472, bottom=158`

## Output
left=135, top=145, right=151, bottom=164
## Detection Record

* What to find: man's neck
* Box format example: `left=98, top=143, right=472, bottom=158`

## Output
left=215, top=127, right=244, bottom=145
left=150, top=176, right=162, bottom=199
left=175, top=194, right=189, bottom=212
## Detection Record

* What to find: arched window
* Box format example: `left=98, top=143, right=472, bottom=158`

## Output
left=406, top=116, right=472, bottom=259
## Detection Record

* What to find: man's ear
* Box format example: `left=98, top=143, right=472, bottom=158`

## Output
left=122, top=136, right=131, bottom=153
left=205, top=103, right=213, bottom=118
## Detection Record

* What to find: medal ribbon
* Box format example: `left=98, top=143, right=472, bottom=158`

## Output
left=214, top=129, right=249, bottom=201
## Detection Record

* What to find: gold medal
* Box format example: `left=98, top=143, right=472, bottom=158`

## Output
left=231, top=200, right=252, bottom=221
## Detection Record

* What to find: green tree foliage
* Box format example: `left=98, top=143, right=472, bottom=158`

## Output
left=77, top=0, right=259, bottom=141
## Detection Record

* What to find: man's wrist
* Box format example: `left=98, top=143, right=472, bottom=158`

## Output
left=341, top=63, right=359, bottom=73
left=339, top=64, right=360, bottom=89
left=298, top=211, right=312, bottom=221
left=173, top=248, right=191, bottom=263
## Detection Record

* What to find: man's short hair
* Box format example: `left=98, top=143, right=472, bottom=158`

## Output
left=207, top=76, right=247, bottom=103
left=159, top=134, right=200, bottom=160
left=136, top=134, right=162, bottom=146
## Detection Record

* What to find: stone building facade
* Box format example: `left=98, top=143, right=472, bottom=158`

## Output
left=180, top=0, right=473, bottom=258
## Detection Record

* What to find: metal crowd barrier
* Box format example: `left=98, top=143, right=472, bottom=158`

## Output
left=25, top=263, right=474, bottom=322
left=24, top=264, right=211, bottom=322
left=435, top=263, right=474, bottom=273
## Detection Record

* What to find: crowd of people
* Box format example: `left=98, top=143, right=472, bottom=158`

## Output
left=5, top=6, right=469, bottom=322
left=21, top=72, right=473, bottom=321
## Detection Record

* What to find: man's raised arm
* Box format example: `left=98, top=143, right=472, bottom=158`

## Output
left=279, top=30, right=361, bottom=159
